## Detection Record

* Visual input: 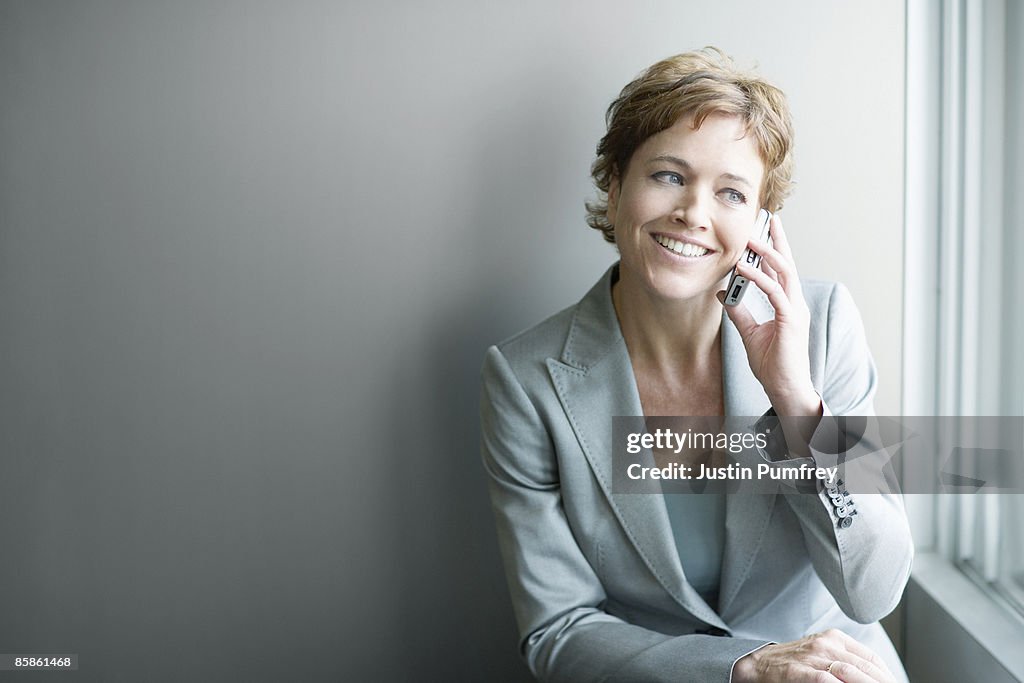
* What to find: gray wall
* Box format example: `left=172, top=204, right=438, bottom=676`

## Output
left=0, top=1, right=904, bottom=681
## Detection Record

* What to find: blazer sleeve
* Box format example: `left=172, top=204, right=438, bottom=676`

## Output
left=480, top=345, right=768, bottom=683
left=779, top=283, right=914, bottom=623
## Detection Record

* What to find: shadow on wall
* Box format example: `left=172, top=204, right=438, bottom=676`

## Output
left=390, top=309, right=533, bottom=683
left=373, top=72, right=604, bottom=681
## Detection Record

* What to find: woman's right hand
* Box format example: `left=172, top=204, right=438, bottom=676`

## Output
left=731, top=629, right=899, bottom=682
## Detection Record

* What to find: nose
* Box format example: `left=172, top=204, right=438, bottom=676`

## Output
left=670, top=189, right=711, bottom=230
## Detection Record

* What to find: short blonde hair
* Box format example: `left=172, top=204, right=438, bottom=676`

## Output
left=586, top=47, right=795, bottom=243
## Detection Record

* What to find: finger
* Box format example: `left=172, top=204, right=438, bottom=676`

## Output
left=832, top=631, right=896, bottom=678
left=770, top=213, right=796, bottom=263
left=717, top=289, right=760, bottom=338
left=760, top=251, right=780, bottom=282
left=825, top=659, right=888, bottom=683
left=802, top=666, right=842, bottom=683
left=832, top=653, right=898, bottom=683
left=734, top=260, right=792, bottom=317
left=746, top=238, right=799, bottom=296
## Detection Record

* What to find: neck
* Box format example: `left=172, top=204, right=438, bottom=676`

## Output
left=611, top=270, right=724, bottom=375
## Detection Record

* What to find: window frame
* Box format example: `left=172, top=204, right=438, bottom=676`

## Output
left=903, top=0, right=1024, bottom=678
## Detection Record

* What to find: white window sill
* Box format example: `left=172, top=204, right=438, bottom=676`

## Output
left=905, top=552, right=1024, bottom=681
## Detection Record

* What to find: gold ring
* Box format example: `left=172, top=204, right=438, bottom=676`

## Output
left=827, top=661, right=836, bottom=673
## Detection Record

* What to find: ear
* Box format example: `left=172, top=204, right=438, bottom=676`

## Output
left=607, top=173, right=620, bottom=225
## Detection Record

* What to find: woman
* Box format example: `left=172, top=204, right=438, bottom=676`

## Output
left=480, top=48, right=912, bottom=682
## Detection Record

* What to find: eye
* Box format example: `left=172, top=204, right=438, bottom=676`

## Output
left=652, top=171, right=684, bottom=185
left=720, top=188, right=747, bottom=205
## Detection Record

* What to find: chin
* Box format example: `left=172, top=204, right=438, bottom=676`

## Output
left=646, top=273, right=720, bottom=303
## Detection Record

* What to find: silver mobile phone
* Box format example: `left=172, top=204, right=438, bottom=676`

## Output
left=723, top=209, right=772, bottom=306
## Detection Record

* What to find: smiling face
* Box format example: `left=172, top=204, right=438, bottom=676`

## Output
left=608, top=113, right=765, bottom=304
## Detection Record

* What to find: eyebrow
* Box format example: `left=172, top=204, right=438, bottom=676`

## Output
left=649, top=154, right=753, bottom=189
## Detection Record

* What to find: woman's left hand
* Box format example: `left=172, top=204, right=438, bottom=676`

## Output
left=718, top=214, right=821, bottom=418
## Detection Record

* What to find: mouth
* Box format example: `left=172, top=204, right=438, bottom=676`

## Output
left=652, top=233, right=713, bottom=258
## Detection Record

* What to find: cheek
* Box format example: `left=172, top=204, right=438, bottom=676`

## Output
left=719, top=225, right=750, bottom=258
left=727, top=235, right=749, bottom=256
left=612, top=220, right=638, bottom=253
left=612, top=196, right=645, bottom=238
left=617, top=191, right=669, bottom=231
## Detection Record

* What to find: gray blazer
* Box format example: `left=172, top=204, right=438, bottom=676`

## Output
left=480, top=264, right=913, bottom=682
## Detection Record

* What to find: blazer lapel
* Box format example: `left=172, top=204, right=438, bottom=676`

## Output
left=546, top=265, right=727, bottom=630
left=717, top=288, right=779, bottom=619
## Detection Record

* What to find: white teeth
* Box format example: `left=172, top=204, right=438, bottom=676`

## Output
left=655, top=235, right=708, bottom=257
